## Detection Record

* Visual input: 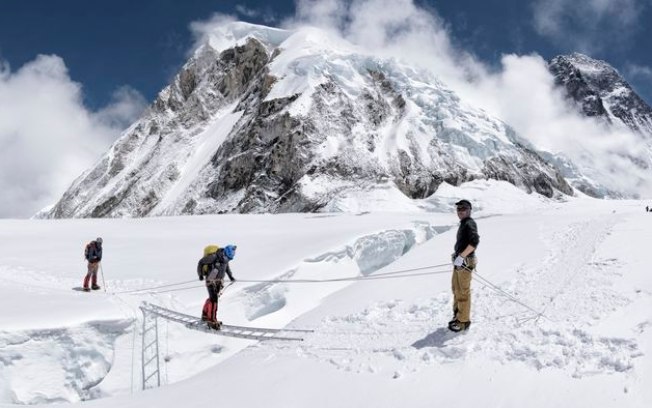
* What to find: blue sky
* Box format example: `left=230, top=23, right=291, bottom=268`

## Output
left=1, top=0, right=651, bottom=108
left=1, top=0, right=652, bottom=218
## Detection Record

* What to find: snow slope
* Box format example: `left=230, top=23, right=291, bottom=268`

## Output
left=1, top=182, right=651, bottom=407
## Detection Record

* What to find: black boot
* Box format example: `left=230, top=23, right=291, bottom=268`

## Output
left=449, top=308, right=459, bottom=325
left=448, top=320, right=471, bottom=332
left=207, top=320, right=222, bottom=330
left=91, top=284, right=101, bottom=290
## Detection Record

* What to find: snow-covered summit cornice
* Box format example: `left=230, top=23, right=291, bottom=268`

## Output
left=195, top=22, right=291, bottom=56
left=551, top=52, right=620, bottom=77
left=195, top=22, right=368, bottom=60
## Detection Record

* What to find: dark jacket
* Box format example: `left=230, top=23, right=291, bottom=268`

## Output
left=85, top=242, right=103, bottom=263
left=454, top=217, right=480, bottom=257
left=197, top=248, right=235, bottom=283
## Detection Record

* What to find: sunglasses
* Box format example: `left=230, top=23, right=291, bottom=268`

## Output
left=456, top=207, right=470, bottom=212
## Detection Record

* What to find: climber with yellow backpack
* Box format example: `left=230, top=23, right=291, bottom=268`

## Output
left=197, top=244, right=237, bottom=329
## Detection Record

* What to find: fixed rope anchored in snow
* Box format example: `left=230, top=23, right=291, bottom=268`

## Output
left=466, top=266, right=550, bottom=321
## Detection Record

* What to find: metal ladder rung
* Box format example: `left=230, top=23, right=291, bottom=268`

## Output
left=143, top=340, right=158, bottom=350
left=144, top=371, right=159, bottom=383
left=144, top=355, right=158, bottom=366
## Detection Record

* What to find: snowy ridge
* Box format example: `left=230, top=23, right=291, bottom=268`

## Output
left=43, top=22, right=573, bottom=218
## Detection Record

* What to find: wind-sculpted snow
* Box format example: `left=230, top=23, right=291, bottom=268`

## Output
left=42, top=22, right=573, bottom=218
left=240, top=225, right=439, bottom=321
left=0, top=321, right=132, bottom=404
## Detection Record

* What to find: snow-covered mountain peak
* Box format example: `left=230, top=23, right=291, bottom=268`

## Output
left=552, top=52, right=619, bottom=77
left=43, top=22, right=575, bottom=218
left=546, top=52, right=652, bottom=198
left=549, top=53, right=652, bottom=132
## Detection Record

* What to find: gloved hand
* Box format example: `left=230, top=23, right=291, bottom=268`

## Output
left=453, top=255, right=465, bottom=267
left=230, top=277, right=236, bottom=282
left=199, top=275, right=204, bottom=281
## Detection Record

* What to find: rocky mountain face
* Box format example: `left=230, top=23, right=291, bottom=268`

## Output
left=44, top=24, right=573, bottom=218
left=547, top=53, right=652, bottom=198
left=549, top=53, right=652, bottom=135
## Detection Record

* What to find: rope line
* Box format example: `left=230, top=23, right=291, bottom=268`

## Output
left=468, top=267, right=549, bottom=321
left=238, top=269, right=453, bottom=284
left=114, top=280, right=199, bottom=294
left=121, top=269, right=453, bottom=295
left=111, top=263, right=452, bottom=295
left=107, top=260, right=546, bottom=321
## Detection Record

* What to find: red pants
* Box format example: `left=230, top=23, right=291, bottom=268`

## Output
left=201, top=281, right=222, bottom=322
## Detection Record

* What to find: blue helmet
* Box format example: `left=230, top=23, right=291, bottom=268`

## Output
left=224, top=245, right=237, bottom=260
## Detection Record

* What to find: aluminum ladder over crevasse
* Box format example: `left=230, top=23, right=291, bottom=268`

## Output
left=138, top=302, right=312, bottom=390
left=139, top=302, right=312, bottom=342
left=140, top=308, right=161, bottom=390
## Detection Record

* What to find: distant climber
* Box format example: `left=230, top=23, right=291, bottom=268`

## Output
left=449, top=200, right=479, bottom=332
left=197, top=245, right=237, bottom=329
left=83, top=237, right=103, bottom=292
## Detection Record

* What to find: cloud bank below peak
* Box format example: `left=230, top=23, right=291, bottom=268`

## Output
left=0, top=54, right=146, bottom=218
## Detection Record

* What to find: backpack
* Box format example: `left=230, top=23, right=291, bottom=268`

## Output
left=84, top=242, right=93, bottom=261
left=200, top=245, right=220, bottom=276
left=204, top=245, right=219, bottom=257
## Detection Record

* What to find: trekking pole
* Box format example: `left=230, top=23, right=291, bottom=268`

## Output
left=219, top=281, right=235, bottom=297
left=100, top=263, right=107, bottom=293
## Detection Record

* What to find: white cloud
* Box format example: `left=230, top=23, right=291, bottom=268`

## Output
left=189, top=13, right=237, bottom=55
left=624, top=62, right=652, bottom=80
left=532, top=0, right=648, bottom=52
left=235, top=5, right=259, bottom=18
left=235, top=4, right=277, bottom=23
left=0, top=55, right=146, bottom=218
left=466, top=54, right=649, bottom=195
left=286, top=0, right=486, bottom=84
left=94, top=86, right=147, bottom=131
